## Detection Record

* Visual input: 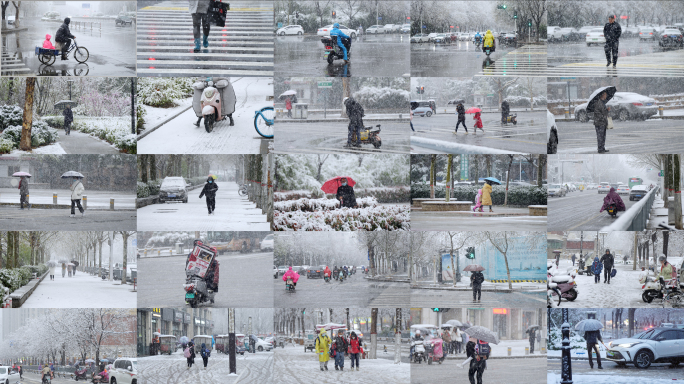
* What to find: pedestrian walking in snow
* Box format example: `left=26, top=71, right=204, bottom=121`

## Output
left=189, top=0, right=211, bottom=52
left=453, top=327, right=461, bottom=354
left=333, top=329, right=348, bottom=370
left=348, top=331, right=362, bottom=371
left=285, top=97, right=292, bottom=118
left=18, top=176, right=29, bottom=210
left=591, top=256, right=603, bottom=284
left=584, top=329, right=603, bottom=369
left=198, top=176, right=218, bottom=215
left=200, top=342, right=210, bottom=369
left=600, top=249, right=615, bottom=284
left=593, top=91, right=610, bottom=153
left=501, top=100, right=510, bottom=124
left=526, top=328, right=536, bottom=354
left=466, top=339, right=490, bottom=384
left=481, top=180, right=493, bottom=212
left=315, top=329, right=331, bottom=371
left=572, top=254, right=576, bottom=266
left=455, top=102, right=468, bottom=133
left=473, top=188, right=483, bottom=212
left=410, top=109, right=414, bottom=132
left=462, top=331, right=469, bottom=354
left=69, top=177, right=85, bottom=217
left=68, top=264, right=72, bottom=277
left=62, top=263, right=66, bottom=278
left=471, top=270, right=484, bottom=302
left=185, top=341, right=196, bottom=368
left=604, top=15, right=621, bottom=68
left=49, top=263, right=56, bottom=280
left=473, top=111, right=484, bottom=133
left=63, top=105, right=73, bottom=135
left=442, top=328, right=452, bottom=356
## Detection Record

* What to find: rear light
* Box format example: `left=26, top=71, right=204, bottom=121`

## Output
left=632, top=103, right=643, bottom=106
left=600, top=34, right=604, bottom=37
left=650, top=32, right=653, bottom=35
left=325, top=46, right=332, bottom=49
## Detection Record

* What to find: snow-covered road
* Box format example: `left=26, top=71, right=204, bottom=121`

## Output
left=137, top=252, right=273, bottom=308
left=413, top=357, right=546, bottom=384
left=138, top=77, right=273, bottom=154
left=274, top=345, right=409, bottom=384
left=138, top=349, right=273, bottom=384
left=137, top=182, right=270, bottom=231
left=21, top=270, right=136, bottom=308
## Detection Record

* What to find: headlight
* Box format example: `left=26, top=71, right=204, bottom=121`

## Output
left=617, top=342, right=641, bottom=348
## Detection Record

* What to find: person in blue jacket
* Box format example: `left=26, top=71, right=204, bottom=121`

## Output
left=330, top=23, right=351, bottom=63
left=591, top=256, right=603, bottom=284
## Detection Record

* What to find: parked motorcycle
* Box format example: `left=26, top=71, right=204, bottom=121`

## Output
left=351, top=124, right=382, bottom=148
left=502, top=113, right=517, bottom=125
left=548, top=282, right=561, bottom=308
left=184, top=274, right=215, bottom=307
left=322, top=35, right=352, bottom=64
left=641, top=275, right=683, bottom=306
left=411, top=339, right=426, bottom=364
left=192, top=77, right=236, bottom=133
left=74, top=366, right=88, bottom=381
left=286, top=277, right=296, bottom=292
left=548, top=273, right=579, bottom=301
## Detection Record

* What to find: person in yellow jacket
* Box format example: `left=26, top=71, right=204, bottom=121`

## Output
left=483, top=30, right=495, bottom=49
left=481, top=180, right=493, bottom=212
left=315, top=329, right=331, bottom=371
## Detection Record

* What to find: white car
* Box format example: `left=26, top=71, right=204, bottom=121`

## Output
left=261, top=234, right=274, bottom=251
left=317, top=24, right=356, bottom=38
left=411, top=33, right=430, bottom=43
left=366, top=25, right=385, bottom=34
left=109, top=358, right=138, bottom=384
left=585, top=28, right=605, bottom=46
left=578, top=26, right=601, bottom=36
left=427, top=33, right=439, bottom=42
left=547, top=26, right=561, bottom=40
left=383, top=24, right=396, bottom=33
left=413, top=106, right=433, bottom=117
left=0, top=366, right=20, bottom=384
left=276, top=25, right=304, bottom=36
left=598, top=182, right=611, bottom=194
left=639, top=27, right=657, bottom=40
left=400, top=23, right=411, bottom=33
left=606, top=327, right=684, bottom=369
left=254, top=337, right=273, bottom=351
left=616, top=185, right=630, bottom=195
left=548, top=184, right=565, bottom=197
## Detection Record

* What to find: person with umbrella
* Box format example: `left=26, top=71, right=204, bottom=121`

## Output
left=332, top=177, right=357, bottom=208
left=17, top=174, right=30, bottom=210
left=64, top=172, right=86, bottom=217
left=501, top=100, right=510, bottom=124
left=587, top=87, right=615, bottom=153
left=63, top=104, right=73, bottom=135
left=464, top=326, right=497, bottom=384
left=466, top=107, right=484, bottom=134
left=576, top=319, right=604, bottom=369
left=604, top=15, right=622, bottom=68
left=466, top=265, right=485, bottom=303
left=526, top=325, right=539, bottom=354
left=344, top=97, right=365, bottom=147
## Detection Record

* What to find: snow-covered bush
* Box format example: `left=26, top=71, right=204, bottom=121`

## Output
left=274, top=190, right=313, bottom=202
left=146, top=179, right=161, bottom=196
left=274, top=205, right=410, bottom=231
left=355, top=187, right=410, bottom=203
left=0, top=105, right=23, bottom=130
left=0, top=123, right=59, bottom=149
left=116, top=134, right=137, bottom=154
left=186, top=176, right=207, bottom=187
left=353, top=87, right=410, bottom=110
left=136, top=102, right=146, bottom=131
left=145, top=232, right=198, bottom=248
left=137, top=182, right=150, bottom=198
left=0, top=137, right=16, bottom=154
left=274, top=197, right=378, bottom=212
left=0, top=269, right=23, bottom=294
left=504, top=95, right=548, bottom=108
left=16, top=267, right=32, bottom=286
left=548, top=327, right=587, bottom=350
left=70, top=118, right=135, bottom=153
left=137, top=77, right=195, bottom=108
left=24, top=264, right=48, bottom=276
left=42, top=116, right=64, bottom=128
left=411, top=184, right=547, bottom=206
left=75, top=89, right=131, bottom=117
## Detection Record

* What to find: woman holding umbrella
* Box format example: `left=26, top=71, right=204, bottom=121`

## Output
left=63, top=171, right=85, bottom=217
left=12, top=172, right=31, bottom=210
left=322, top=176, right=358, bottom=209
left=463, top=325, right=498, bottom=384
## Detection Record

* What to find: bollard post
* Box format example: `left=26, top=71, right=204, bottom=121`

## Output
left=82, top=195, right=87, bottom=209
left=144, top=249, right=147, bottom=258
left=110, top=198, right=114, bottom=211
left=525, top=346, right=529, bottom=355
left=541, top=346, right=546, bottom=354
left=564, top=109, right=569, bottom=119
left=659, top=106, right=664, bottom=117
left=158, top=250, right=161, bottom=256
left=53, top=193, right=58, bottom=205
left=508, top=346, right=512, bottom=356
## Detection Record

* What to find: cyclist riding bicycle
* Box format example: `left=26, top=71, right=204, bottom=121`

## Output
left=55, top=17, right=75, bottom=61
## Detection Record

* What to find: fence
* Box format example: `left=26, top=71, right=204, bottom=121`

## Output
left=69, top=21, right=102, bottom=37
left=601, top=187, right=658, bottom=231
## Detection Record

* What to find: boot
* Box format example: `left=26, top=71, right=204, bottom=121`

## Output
left=229, top=116, right=235, bottom=126
left=340, top=367, right=344, bottom=371
left=320, top=368, right=324, bottom=371
left=203, top=35, right=209, bottom=48
left=193, top=117, right=201, bottom=127
left=194, top=38, right=201, bottom=52
left=335, top=366, right=339, bottom=371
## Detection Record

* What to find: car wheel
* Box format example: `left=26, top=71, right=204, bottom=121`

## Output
left=578, top=110, right=588, bottom=123
left=297, top=31, right=302, bottom=35
left=426, top=111, right=432, bottom=117
left=258, top=346, right=263, bottom=352
left=111, top=379, right=117, bottom=384
left=351, top=33, right=356, bottom=38
left=634, top=349, right=653, bottom=369
left=619, top=109, right=629, bottom=121
left=279, top=32, right=285, bottom=36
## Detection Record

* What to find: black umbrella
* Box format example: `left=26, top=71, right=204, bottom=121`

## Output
left=54, top=100, right=78, bottom=111
left=586, top=86, right=617, bottom=113
left=71, top=260, right=80, bottom=267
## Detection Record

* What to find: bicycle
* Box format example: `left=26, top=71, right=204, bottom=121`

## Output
left=238, top=184, right=248, bottom=197
left=35, top=39, right=89, bottom=66
left=253, top=106, right=275, bottom=138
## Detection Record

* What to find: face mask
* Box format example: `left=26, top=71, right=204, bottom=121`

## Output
left=341, top=182, right=347, bottom=186
left=209, top=180, right=212, bottom=183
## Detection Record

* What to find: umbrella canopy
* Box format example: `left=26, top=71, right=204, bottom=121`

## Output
left=67, top=263, right=75, bottom=266
left=465, top=107, right=481, bottom=114
left=61, top=171, right=84, bottom=178
left=153, top=332, right=161, bottom=336
left=46, top=260, right=57, bottom=267
left=446, top=319, right=463, bottom=327
left=460, top=323, right=471, bottom=330
left=99, top=359, right=109, bottom=363
left=179, top=336, right=189, bottom=344
left=54, top=100, right=78, bottom=111
left=484, top=177, right=502, bottom=185
left=71, top=260, right=79, bottom=267
left=84, top=359, right=95, bottom=363
left=526, top=325, right=540, bottom=332
left=586, top=86, right=617, bottom=113
left=321, top=176, right=356, bottom=194
left=279, top=90, right=297, bottom=100
left=11, top=172, right=31, bottom=178
left=463, top=264, right=485, bottom=272
left=574, top=319, right=603, bottom=333
left=464, top=325, right=500, bottom=344
left=208, top=174, right=217, bottom=180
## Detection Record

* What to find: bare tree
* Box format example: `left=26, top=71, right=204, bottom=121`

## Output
left=19, top=78, right=35, bottom=151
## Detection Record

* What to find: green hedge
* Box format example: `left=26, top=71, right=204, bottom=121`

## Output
left=411, top=184, right=547, bottom=206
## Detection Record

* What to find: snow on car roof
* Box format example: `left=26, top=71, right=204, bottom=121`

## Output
left=194, top=335, right=213, bottom=338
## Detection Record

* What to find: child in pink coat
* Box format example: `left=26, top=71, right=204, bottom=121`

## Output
left=473, top=189, right=483, bottom=212
left=473, top=112, right=483, bottom=133
left=43, top=34, right=56, bottom=49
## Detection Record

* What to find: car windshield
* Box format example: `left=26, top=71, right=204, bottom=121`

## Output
left=161, top=179, right=185, bottom=188
left=549, top=184, right=561, bottom=189
left=264, top=234, right=273, bottom=241
left=641, top=28, right=654, bottom=32
left=0, top=368, right=5, bottom=374
left=664, top=29, right=681, bottom=34
left=637, top=329, right=655, bottom=339
left=590, top=29, right=602, bottom=33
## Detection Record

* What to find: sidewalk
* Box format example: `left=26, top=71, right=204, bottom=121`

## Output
left=446, top=339, right=546, bottom=359
left=412, top=279, right=545, bottom=292
left=0, top=188, right=135, bottom=209
left=59, top=130, right=120, bottom=154
left=412, top=205, right=535, bottom=217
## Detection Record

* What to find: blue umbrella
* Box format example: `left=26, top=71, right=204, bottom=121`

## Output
left=484, top=177, right=501, bottom=185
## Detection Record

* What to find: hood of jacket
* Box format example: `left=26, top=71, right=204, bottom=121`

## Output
left=64, top=17, right=70, bottom=25
left=45, top=34, right=52, bottom=40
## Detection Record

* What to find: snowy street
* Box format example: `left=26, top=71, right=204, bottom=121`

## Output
left=274, top=275, right=408, bottom=308
left=20, top=268, right=136, bottom=308
left=411, top=286, right=545, bottom=308
left=274, top=344, right=409, bottom=384
left=136, top=182, right=270, bottom=231
left=547, top=189, right=637, bottom=231
left=410, top=40, right=521, bottom=77
left=547, top=358, right=684, bottom=383
left=138, top=348, right=273, bottom=384
left=0, top=188, right=135, bottom=208
left=409, top=208, right=547, bottom=231
left=412, top=357, right=546, bottom=384
left=138, top=77, right=274, bottom=154
left=58, top=130, right=122, bottom=154
left=137, top=252, right=273, bottom=308
left=0, top=207, right=136, bottom=231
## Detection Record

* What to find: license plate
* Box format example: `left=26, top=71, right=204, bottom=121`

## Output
left=636, top=195, right=642, bottom=197
left=168, top=194, right=176, bottom=198
left=646, top=103, right=653, bottom=106
left=592, top=38, right=598, bottom=41
left=185, top=293, right=195, bottom=299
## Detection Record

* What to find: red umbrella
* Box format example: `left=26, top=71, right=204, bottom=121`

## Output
left=463, top=264, right=485, bottom=272
left=321, top=176, right=356, bottom=194
left=465, top=107, right=481, bottom=114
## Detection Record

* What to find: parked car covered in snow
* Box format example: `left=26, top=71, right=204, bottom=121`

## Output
left=317, top=24, right=356, bottom=37
left=606, top=327, right=684, bottom=369
left=585, top=28, right=605, bottom=46
left=574, top=92, right=658, bottom=122
left=411, top=33, right=430, bottom=43
left=159, top=177, right=189, bottom=203
left=400, top=24, right=411, bottom=33
left=366, top=25, right=385, bottom=34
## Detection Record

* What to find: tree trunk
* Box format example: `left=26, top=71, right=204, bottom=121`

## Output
left=370, top=308, right=378, bottom=359
left=19, top=78, right=36, bottom=151
left=445, top=155, right=452, bottom=202
left=504, top=155, right=513, bottom=205
left=537, top=155, right=544, bottom=187
left=675, top=154, right=682, bottom=229
left=394, top=308, right=401, bottom=364
left=121, top=233, right=128, bottom=284
left=429, top=155, right=436, bottom=199
left=663, top=154, right=670, bottom=208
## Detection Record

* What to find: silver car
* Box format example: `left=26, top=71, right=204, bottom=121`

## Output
left=574, top=92, right=658, bottom=122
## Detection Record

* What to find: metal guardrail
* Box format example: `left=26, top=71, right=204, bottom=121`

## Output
left=601, top=187, right=658, bottom=232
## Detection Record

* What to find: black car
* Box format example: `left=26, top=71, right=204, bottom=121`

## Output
left=659, top=28, right=684, bottom=48
left=159, top=177, right=189, bottom=203
left=307, top=265, right=326, bottom=279
left=116, top=14, right=133, bottom=26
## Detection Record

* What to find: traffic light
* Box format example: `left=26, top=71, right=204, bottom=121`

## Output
left=497, top=4, right=507, bottom=10
left=466, top=247, right=475, bottom=259
left=332, top=10, right=336, bottom=19
left=513, top=10, right=518, bottom=19
left=420, top=86, right=425, bottom=94
left=432, top=308, right=450, bottom=313
left=528, top=19, right=532, bottom=27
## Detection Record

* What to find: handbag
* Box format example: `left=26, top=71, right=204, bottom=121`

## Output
left=209, top=0, right=229, bottom=27
left=611, top=268, right=617, bottom=277
left=606, top=116, right=614, bottom=129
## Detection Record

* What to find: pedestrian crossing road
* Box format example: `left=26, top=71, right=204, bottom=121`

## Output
left=476, top=45, right=548, bottom=77
left=136, top=0, right=273, bottom=77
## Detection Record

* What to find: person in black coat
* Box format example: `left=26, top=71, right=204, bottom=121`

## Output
left=199, top=176, right=218, bottom=215
left=526, top=328, right=536, bottom=354
left=455, top=103, right=468, bottom=133
left=584, top=329, right=603, bottom=369
left=63, top=105, right=73, bottom=135
left=466, top=339, right=489, bottom=384
left=336, top=178, right=357, bottom=208
left=344, top=97, right=365, bottom=147
left=603, top=15, right=622, bottom=67
left=501, top=100, right=510, bottom=124
left=55, top=17, right=75, bottom=60
left=600, top=249, right=615, bottom=284
left=470, top=271, right=485, bottom=302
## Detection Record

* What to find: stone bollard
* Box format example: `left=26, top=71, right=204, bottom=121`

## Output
left=144, top=249, right=147, bottom=257
left=53, top=193, right=58, bottom=205
left=669, top=196, right=675, bottom=225
left=508, top=347, right=512, bottom=356
left=158, top=250, right=161, bottom=256
left=541, top=346, right=546, bottom=354
left=564, top=109, right=570, bottom=119
left=659, top=105, right=664, bottom=117
left=82, top=195, right=87, bottom=209
left=525, top=346, right=529, bottom=355
left=110, top=198, right=114, bottom=210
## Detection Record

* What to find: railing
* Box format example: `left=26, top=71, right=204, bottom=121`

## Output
left=70, top=21, right=101, bottom=37
left=601, top=187, right=658, bottom=231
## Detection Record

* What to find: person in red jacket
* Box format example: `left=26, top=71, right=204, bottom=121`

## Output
left=348, top=331, right=362, bottom=371
left=473, top=111, right=484, bottom=133
left=323, top=265, right=332, bottom=279
left=285, top=97, right=292, bottom=118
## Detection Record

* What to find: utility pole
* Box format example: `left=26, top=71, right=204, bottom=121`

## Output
left=229, top=308, right=236, bottom=374
left=108, top=232, right=114, bottom=281
left=560, top=308, right=573, bottom=384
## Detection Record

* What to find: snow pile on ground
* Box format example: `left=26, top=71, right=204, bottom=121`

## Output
left=274, top=190, right=314, bottom=201
left=7, top=142, right=66, bottom=155
left=274, top=204, right=410, bottom=231
left=547, top=371, right=683, bottom=384
left=274, top=197, right=377, bottom=212
left=411, top=136, right=523, bottom=154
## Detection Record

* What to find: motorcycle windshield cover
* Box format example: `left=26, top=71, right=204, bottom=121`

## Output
left=186, top=243, right=215, bottom=278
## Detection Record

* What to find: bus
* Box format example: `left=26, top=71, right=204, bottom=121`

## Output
left=629, top=177, right=643, bottom=189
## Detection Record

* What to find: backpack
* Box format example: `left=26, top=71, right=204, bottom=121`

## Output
left=184, top=347, right=191, bottom=358
left=201, top=348, right=210, bottom=358
left=477, top=341, right=490, bottom=357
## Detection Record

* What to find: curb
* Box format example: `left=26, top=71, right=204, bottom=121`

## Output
left=1, top=203, right=135, bottom=211
left=10, top=271, right=48, bottom=308
left=137, top=104, right=193, bottom=140
left=410, top=285, right=514, bottom=293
